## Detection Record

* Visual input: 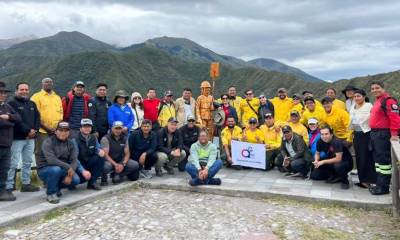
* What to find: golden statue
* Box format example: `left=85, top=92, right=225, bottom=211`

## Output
left=196, top=81, right=214, bottom=139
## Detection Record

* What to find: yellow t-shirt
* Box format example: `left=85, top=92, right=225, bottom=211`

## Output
left=301, top=105, right=327, bottom=126
left=221, top=126, right=243, bottom=146
left=242, top=128, right=265, bottom=144
left=270, top=97, right=294, bottom=123
left=259, top=124, right=282, bottom=150
left=333, top=99, right=346, bottom=111
left=31, top=90, right=63, bottom=133
left=240, top=98, right=260, bottom=128
left=324, top=107, right=352, bottom=141
left=287, top=121, right=309, bottom=145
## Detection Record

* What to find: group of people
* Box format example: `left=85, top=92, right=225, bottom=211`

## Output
left=0, top=77, right=398, bottom=204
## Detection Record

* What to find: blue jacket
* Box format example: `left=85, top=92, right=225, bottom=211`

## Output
left=108, top=103, right=135, bottom=130
left=308, top=130, right=321, bottom=158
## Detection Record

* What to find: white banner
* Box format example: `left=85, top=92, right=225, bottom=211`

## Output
left=231, top=140, right=266, bottom=170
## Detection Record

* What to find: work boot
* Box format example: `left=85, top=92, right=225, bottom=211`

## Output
left=46, top=194, right=60, bottom=204
left=0, top=190, right=16, bottom=201
left=112, top=175, right=123, bottom=185
left=326, top=176, right=341, bottom=184
left=208, top=178, right=222, bottom=185
left=164, top=166, right=174, bottom=175
left=155, top=169, right=163, bottom=177
left=100, top=174, right=108, bottom=186
left=189, top=179, right=201, bottom=186
left=20, top=184, right=40, bottom=192
left=369, top=185, right=390, bottom=195
left=87, top=183, right=102, bottom=191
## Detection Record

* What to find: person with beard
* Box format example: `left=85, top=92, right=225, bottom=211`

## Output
left=259, top=113, right=282, bottom=171
left=6, top=82, right=40, bottom=195
left=270, top=88, right=294, bottom=124
left=175, top=88, right=196, bottom=128
left=221, top=116, right=243, bottom=169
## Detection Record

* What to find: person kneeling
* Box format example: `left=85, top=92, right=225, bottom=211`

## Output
left=100, top=121, right=139, bottom=185
left=280, top=125, right=311, bottom=178
left=73, top=119, right=105, bottom=190
left=186, top=130, right=223, bottom=186
left=310, top=126, right=353, bottom=189
left=36, top=121, right=82, bottom=204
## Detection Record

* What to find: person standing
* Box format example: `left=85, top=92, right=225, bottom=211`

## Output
left=108, top=90, right=134, bottom=135
left=270, top=88, right=294, bottom=124
left=220, top=94, right=238, bottom=127
left=158, top=90, right=176, bottom=128
left=7, top=82, right=40, bottom=194
left=342, top=85, right=358, bottom=112
left=307, top=118, right=321, bottom=158
left=349, top=89, right=376, bottom=188
left=257, top=94, right=274, bottom=125
left=62, top=81, right=91, bottom=138
left=326, top=88, right=346, bottom=111
left=175, top=88, right=196, bottom=128
left=88, top=83, right=111, bottom=141
left=143, top=88, right=161, bottom=131
left=0, top=82, right=21, bottom=201
left=31, top=78, right=63, bottom=165
left=239, top=89, right=260, bottom=128
left=369, top=81, right=400, bottom=195
left=226, top=86, right=243, bottom=122
left=301, top=96, right=326, bottom=126
left=129, top=92, right=144, bottom=130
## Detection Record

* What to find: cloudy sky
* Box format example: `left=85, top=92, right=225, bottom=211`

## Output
left=0, top=0, right=399, bottom=80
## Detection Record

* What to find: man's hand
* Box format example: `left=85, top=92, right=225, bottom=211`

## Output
left=227, top=155, right=232, bottom=164
left=63, top=168, right=74, bottom=185
left=139, top=152, right=147, bottom=166
left=255, top=136, right=261, bottom=143
left=98, top=149, right=105, bottom=158
left=171, top=149, right=181, bottom=157
left=0, top=114, right=9, bottom=120
left=115, top=163, right=124, bottom=174
left=27, top=129, right=36, bottom=139
left=82, top=170, right=91, bottom=181
left=283, top=157, right=290, bottom=167
left=313, top=160, right=323, bottom=169
left=391, top=135, right=399, bottom=141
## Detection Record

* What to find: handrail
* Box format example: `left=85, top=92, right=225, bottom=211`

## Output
left=391, top=140, right=400, bottom=217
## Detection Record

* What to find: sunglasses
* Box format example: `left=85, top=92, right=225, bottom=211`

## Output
left=283, top=131, right=291, bottom=134
left=188, top=120, right=196, bottom=123
left=133, top=97, right=142, bottom=100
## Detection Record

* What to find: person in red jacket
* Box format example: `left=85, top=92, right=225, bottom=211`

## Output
left=143, top=88, right=161, bottom=131
left=369, top=81, right=400, bottom=195
left=62, top=81, right=91, bottom=138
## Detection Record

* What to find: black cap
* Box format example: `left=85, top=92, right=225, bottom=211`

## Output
left=321, top=96, right=333, bottom=104
left=302, top=90, right=313, bottom=95
left=57, top=121, right=70, bottom=130
left=168, top=117, right=178, bottom=123
left=0, top=82, right=11, bottom=93
left=282, top=125, right=292, bottom=133
left=290, top=110, right=300, bottom=117
left=341, top=85, right=358, bottom=95
left=304, top=96, right=315, bottom=103
left=292, top=93, right=302, bottom=100
left=248, top=117, right=258, bottom=124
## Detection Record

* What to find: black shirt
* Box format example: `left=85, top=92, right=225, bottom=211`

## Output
left=316, top=137, right=352, bottom=162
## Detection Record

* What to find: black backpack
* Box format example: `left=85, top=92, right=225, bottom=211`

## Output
left=381, top=97, right=400, bottom=116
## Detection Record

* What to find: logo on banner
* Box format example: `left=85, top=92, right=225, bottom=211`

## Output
left=241, top=146, right=255, bottom=159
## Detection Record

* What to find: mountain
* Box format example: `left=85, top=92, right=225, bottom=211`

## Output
left=0, top=35, right=37, bottom=49
left=124, top=36, right=250, bottom=68
left=248, top=58, right=322, bottom=83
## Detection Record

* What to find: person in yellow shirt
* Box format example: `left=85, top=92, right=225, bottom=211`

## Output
left=221, top=116, right=243, bottom=169
left=158, top=90, right=176, bottom=127
left=30, top=77, right=63, bottom=161
left=321, top=96, right=352, bottom=145
left=259, top=113, right=282, bottom=170
left=289, top=93, right=305, bottom=119
left=287, top=110, right=309, bottom=145
left=326, top=88, right=346, bottom=111
left=217, top=86, right=243, bottom=122
left=302, top=90, right=323, bottom=109
left=270, top=88, right=294, bottom=124
left=301, top=96, right=326, bottom=126
left=239, top=89, right=260, bottom=128
left=241, top=118, right=265, bottom=144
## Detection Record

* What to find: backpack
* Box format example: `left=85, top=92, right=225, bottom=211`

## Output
left=381, top=97, right=400, bottom=116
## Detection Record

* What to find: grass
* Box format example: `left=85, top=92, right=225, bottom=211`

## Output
left=297, top=222, right=355, bottom=240
left=14, top=170, right=43, bottom=190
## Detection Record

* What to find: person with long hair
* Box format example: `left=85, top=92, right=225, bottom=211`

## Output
left=129, top=92, right=144, bottom=131
left=350, top=89, right=376, bottom=188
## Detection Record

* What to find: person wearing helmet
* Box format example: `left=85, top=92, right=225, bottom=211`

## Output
left=196, top=81, right=214, bottom=139
left=107, top=90, right=135, bottom=135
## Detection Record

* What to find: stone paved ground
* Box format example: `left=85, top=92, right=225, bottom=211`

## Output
left=1, top=189, right=399, bottom=240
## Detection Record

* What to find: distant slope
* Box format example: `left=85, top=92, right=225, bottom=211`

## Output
left=0, top=35, right=37, bottom=49
left=248, top=58, right=322, bottom=83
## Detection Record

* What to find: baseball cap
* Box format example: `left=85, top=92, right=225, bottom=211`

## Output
left=302, top=90, right=313, bottom=95
left=321, top=96, right=333, bottom=104
left=308, top=118, right=318, bottom=125
left=290, top=110, right=300, bottom=117
left=74, top=81, right=85, bottom=87
left=248, top=117, right=258, bottom=124
left=168, top=117, right=178, bottom=123
left=164, top=90, right=173, bottom=97
left=277, top=88, right=287, bottom=93
left=57, top=121, right=70, bottom=130
left=264, top=112, right=273, bottom=118
left=292, top=93, right=302, bottom=100
left=282, top=125, right=292, bottom=133
left=304, top=96, right=315, bottom=103
left=258, top=94, right=266, bottom=99
left=112, top=121, right=124, bottom=129
left=187, top=115, right=196, bottom=122
left=80, top=118, right=93, bottom=126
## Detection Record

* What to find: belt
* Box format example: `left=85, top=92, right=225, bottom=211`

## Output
left=371, top=128, right=390, bottom=132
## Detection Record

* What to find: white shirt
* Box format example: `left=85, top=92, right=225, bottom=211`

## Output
left=349, top=102, right=372, bottom=133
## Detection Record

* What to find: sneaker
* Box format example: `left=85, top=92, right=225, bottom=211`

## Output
left=284, top=172, right=295, bottom=177
left=0, top=190, right=16, bottom=201
left=112, top=175, right=123, bottom=185
left=232, top=165, right=243, bottom=170
left=46, top=194, right=60, bottom=204
left=369, top=186, right=390, bottom=195
left=164, top=166, right=175, bottom=175
left=326, top=176, right=341, bottom=184
left=189, top=179, right=201, bottom=186
left=208, top=178, right=222, bottom=185
left=56, top=191, right=62, bottom=197
left=140, top=169, right=153, bottom=179
left=290, top=172, right=307, bottom=179
left=101, top=174, right=108, bottom=186
left=155, top=169, right=163, bottom=177
left=87, top=183, right=102, bottom=191
left=20, top=184, right=40, bottom=192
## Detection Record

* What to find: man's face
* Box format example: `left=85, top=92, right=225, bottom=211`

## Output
left=320, top=129, right=333, bottom=142
left=293, top=98, right=300, bottom=105
left=326, top=89, right=336, bottom=99
left=148, top=90, right=156, bottom=99
left=278, top=91, right=287, bottom=99
left=42, top=79, right=53, bottom=91
left=96, top=86, right=107, bottom=98
left=55, top=128, right=70, bottom=141
left=245, top=91, right=254, bottom=100
left=305, top=100, right=315, bottom=111
left=167, top=122, right=177, bottom=133
left=323, top=102, right=333, bottom=113
left=187, top=119, right=195, bottom=128
left=199, top=132, right=208, bottom=144
left=228, top=87, right=236, bottom=97
left=80, top=125, right=92, bottom=135
left=371, top=84, right=384, bottom=98
left=141, top=123, right=152, bottom=134
left=0, top=91, right=8, bottom=102
left=249, top=122, right=257, bottom=129
left=16, top=84, right=29, bottom=98
left=290, top=114, right=300, bottom=123
left=117, top=97, right=126, bottom=105
left=73, top=85, right=85, bottom=96
left=260, top=96, right=267, bottom=105
left=283, top=131, right=293, bottom=140
left=165, top=95, right=173, bottom=103
left=265, top=117, right=274, bottom=127
left=226, top=118, right=235, bottom=127
left=112, top=127, right=123, bottom=136
left=183, top=90, right=191, bottom=100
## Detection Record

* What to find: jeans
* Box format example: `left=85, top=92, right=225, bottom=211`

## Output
left=156, top=150, right=186, bottom=171
left=103, top=159, right=140, bottom=181
left=6, top=139, right=35, bottom=189
left=38, top=166, right=80, bottom=195
left=186, top=160, right=223, bottom=184
left=310, top=160, right=352, bottom=183
left=133, top=152, right=158, bottom=171
left=0, top=147, right=11, bottom=191
left=78, top=155, right=105, bottom=185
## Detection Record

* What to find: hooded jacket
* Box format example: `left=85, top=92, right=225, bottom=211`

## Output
left=8, top=96, right=40, bottom=140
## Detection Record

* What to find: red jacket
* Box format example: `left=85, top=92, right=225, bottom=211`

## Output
left=369, top=93, right=400, bottom=136
left=62, top=91, right=91, bottom=121
left=143, top=98, right=160, bottom=122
